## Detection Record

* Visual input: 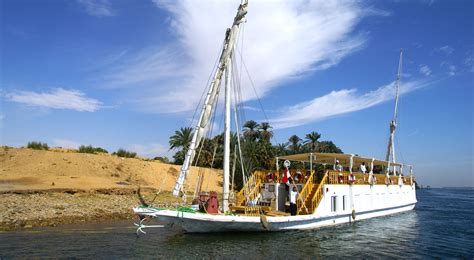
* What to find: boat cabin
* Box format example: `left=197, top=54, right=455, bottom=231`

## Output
left=232, top=152, right=414, bottom=216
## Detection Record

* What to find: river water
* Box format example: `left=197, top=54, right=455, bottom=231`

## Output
left=1, top=188, right=473, bottom=258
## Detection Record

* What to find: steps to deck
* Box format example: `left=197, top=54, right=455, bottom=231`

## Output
left=297, top=170, right=329, bottom=215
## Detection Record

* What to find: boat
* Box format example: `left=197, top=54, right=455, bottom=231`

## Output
left=133, top=0, right=417, bottom=233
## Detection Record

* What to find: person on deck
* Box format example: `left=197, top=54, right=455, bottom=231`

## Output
left=282, top=166, right=292, bottom=191
left=360, top=162, right=368, bottom=182
left=289, top=185, right=298, bottom=216
left=360, top=162, right=367, bottom=174
left=335, top=160, right=344, bottom=183
left=335, top=160, right=343, bottom=172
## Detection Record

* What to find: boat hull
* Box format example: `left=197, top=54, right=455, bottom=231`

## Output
left=134, top=184, right=417, bottom=233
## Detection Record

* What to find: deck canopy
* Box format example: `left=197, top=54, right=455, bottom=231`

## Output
left=278, top=153, right=406, bottom=168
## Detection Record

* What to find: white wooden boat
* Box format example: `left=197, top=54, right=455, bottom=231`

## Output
left=133, top=0, right=417, bottom=233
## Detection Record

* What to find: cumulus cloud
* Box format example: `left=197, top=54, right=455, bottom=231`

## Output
left=438, top=45, right=454, bottom=55
left=419, top=65, right=432, bottom=76
left=77, top=0, right=116, bottom=17
left=103, top=0, right=382, bottom=113
left=269, top=79, right=430, bottom=129
left=6, top=88, right=103, bottom=112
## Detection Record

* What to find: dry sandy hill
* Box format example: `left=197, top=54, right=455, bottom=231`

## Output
left=0, top=147, right=222, bottom=193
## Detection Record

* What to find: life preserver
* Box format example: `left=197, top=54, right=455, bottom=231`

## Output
left=349, top=173, right=355, bottom=184
left=351, top=209, right=356, bottom=220
left=338, top=173, right=344, bottom=184
left=266, top=172, right=275, bottom=182
left=294, top=171, right=303, bottom=183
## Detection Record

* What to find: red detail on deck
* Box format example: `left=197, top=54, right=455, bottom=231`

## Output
left=206, top=191, right=219, bottom=214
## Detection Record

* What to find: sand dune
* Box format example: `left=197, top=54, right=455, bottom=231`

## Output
left=0, top=147, right=223, bottom=193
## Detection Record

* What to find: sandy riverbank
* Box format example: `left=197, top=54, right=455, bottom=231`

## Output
left=0, top=147, right=223, bottom=230
left=0, top=191, right=184, bottom=231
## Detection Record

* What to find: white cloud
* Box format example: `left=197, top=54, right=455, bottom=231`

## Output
left=6, top=88, right=103, bottom=112
left=465, top=55, right=474, bottom=73
left=448, top=65, right=456, bottom=76
left=419, top=65, right=432, bottom=76
left=127, top=143, right=171, bottom=159
left=103, top=0, right=383, bottom=113
left=52, top=139, right=82, bottom=149
left=440, top=61, right=457, bottom=76
left=422, top=0, right=435, bottom=6
left=77, top=0, right=116, bottom=17
left=269, top=79, right=430, bottom=129
left=439, top=45, right=454, bottom=55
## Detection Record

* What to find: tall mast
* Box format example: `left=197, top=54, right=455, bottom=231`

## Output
left=385, top=49, right=403, bottom=167
left=223, top=56, right=232, bottom=213
left=172, top=1, right=248, bottom=198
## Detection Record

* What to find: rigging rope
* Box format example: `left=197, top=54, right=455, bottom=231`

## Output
left=231, top=52, right=248, bottom=187
left=236, top=48, right=280, bottom=145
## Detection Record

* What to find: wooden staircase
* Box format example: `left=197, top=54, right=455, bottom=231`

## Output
left=297, top=170, right=329, bottom=215
left=235, top=171, right=265, bottom=206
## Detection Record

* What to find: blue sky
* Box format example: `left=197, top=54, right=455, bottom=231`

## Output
left=1, top=0, right=473, bottom=187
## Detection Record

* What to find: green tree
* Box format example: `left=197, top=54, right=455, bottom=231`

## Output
left=169, top=127, right=193, bottom=151
left=78, top=145, right=108, bottom=154
left=288, top=135, right=302, bottom=154
left=169, top=127, right=193, bottom=164
left=274, top=143, right=288, bottom=156
left=304, top=131, right=321, bottom=152
left=317, top=141, right=342, bottom=153
left=258, top=122, right=273, bottom=142
left=153, top=156, right=170, bottom=163
left=243, top=120, right=260, bottom=141
left=113, top=149, right=137, bottom=158
left=27, top=141, right=49, bottom=150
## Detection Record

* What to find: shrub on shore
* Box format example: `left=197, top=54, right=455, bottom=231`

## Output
left=113, top=149, right=137, bottom=158
left=78, top=145, right=108, bottom=154
left=27, top=141, right=49, bottom=150
left=153, top=156, right=170, bottom=163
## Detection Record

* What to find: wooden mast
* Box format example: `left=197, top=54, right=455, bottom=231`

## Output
left=385, top=49, right=403, bottom=174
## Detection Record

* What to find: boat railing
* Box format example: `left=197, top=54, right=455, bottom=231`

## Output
left=327, top=171, right=413, bottom=185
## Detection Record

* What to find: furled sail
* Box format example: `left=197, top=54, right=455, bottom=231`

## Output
left=172, top=1, right=248, bottom=197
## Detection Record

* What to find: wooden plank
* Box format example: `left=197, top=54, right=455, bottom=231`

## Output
left=265, top=211, right=290, bottom=217
left=230, top=205, right=272, bottom=212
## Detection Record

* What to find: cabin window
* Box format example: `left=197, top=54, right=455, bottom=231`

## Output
left=331, top=196, right=337, bottom=212
left=342, top=195, right=347, bottom=211
left=268, top=185, right=275, bottom=192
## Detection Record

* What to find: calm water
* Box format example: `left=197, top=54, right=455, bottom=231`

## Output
left=1, top=188, right=473, bottom=259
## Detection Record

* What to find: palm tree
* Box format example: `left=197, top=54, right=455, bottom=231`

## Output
left=258, top=122, right=273, bottom=142
left=317, top=141, right=343, bottom=153
left=288, top=135, right=302, bottom=154
left=169, top=127, right=193, bottom=151
left=304, top=131, right=321, bottom=152
left=274, top=143, right=288, bottom=155
left=243, top=120, right=260, bottom=141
